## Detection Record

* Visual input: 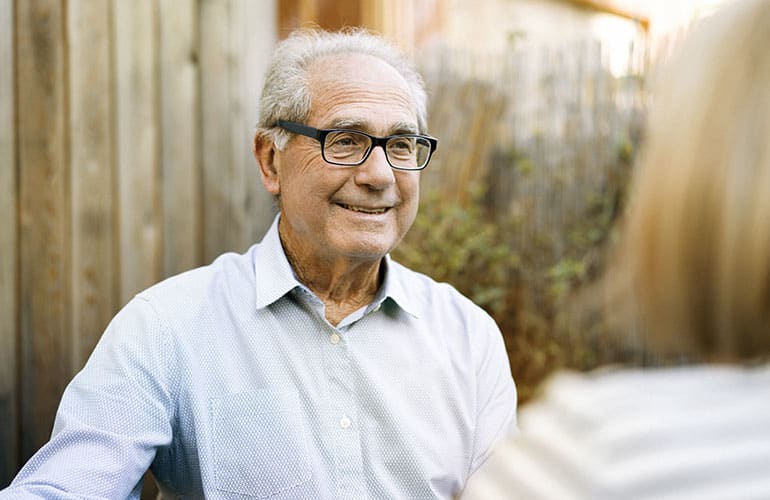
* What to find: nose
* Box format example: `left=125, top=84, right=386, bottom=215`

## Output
left=354, top=145, right=395, bottom=190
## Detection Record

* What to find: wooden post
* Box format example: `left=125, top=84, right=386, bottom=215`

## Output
left=362, top=0, right=415, bottom=48
left=113, top=0, right=162, bottom=305
left=200, top=0, right=276, bottom=263
left=0, top=0, right=18, bottom=485
left=159, top=0, right=201, bottom=277
left=200, top=0, right=236, bottom=262
left=231, top=0, right=277, bottom=247
left=68, top=0, right=117, bottom=371
left=16, top=0, right=72, bottom=459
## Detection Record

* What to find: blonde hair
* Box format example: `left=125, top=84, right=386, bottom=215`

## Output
left=610, top=0, right=770, bottom=360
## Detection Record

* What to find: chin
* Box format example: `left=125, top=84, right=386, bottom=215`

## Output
left=333, top=226, right=399, bottom=256
left=338, top=239, right=395, bottom=261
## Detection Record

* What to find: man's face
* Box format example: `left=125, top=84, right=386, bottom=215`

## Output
left=272, top=53, right=421, bottom=265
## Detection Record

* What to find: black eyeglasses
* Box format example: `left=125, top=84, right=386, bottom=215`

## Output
left=275, top=120, right=438, bottom=171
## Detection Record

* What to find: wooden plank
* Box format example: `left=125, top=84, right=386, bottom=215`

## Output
left=201, top=0, right=277, bottom=263
left=0, top=0, right=18, bottom=485
left=16, top=0, right=72, bottom=459
left=68, top=0, right=117, bottom=371
left=226, top=0, right=250, bottom=252
left=278, top=0, right=313, bottom=38
left=318, top=0, right=362, bottom=31
left=159, top=0, right=200, bottom=277
left=200, top=0, right=236, bottom=262
left=113, top=0, right=161, bottom=304
left=231, top=0, right=277, bottom=247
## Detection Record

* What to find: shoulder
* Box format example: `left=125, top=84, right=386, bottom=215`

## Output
left=520, top=365, right=770, bottom=447
left=388, top=259, right=495, bottom=326
left=140, top=247, right=254, bottom=303
left=129, top=247, right=256, bottom=331
left=465, top=365, right=770, bottom=499
left=530, top=364, right=770, bottom=422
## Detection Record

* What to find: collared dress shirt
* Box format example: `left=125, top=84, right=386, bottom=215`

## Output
left=2, top=215, right=517, bottom=499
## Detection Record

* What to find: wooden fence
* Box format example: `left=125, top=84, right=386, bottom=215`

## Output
left=0, top=0, right=277, bottom=486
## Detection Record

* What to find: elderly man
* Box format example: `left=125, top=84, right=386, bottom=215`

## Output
left=1, top=29, right=516, bottom=499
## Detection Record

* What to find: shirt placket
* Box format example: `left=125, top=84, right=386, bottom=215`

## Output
left=323, top=323, right=366, bottom=499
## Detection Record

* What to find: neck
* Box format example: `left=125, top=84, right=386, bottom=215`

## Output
left=280, top=229, right=383, bottom=326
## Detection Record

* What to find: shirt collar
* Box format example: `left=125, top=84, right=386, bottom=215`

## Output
left=253, top=214, right=304, bottom=310
left=376, top=255, right=421, bottom=318
left=253, top=213, right=421, bottom=319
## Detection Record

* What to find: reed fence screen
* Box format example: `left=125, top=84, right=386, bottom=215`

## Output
left=402, top=40, right=649, bottom=398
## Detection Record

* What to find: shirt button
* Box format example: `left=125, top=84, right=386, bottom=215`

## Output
left=330, top=333, right=341, bottom=345
left=340, top=416, right=352, bottom=429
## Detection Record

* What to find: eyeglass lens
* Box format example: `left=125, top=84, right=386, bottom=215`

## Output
left=323, top=131, right=430, bottom=169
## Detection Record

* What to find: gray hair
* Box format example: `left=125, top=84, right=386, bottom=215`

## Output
left=256, top=27, right=429, bottom=150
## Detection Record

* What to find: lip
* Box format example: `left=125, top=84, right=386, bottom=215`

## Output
left=335, top=202, right=392, bottom=215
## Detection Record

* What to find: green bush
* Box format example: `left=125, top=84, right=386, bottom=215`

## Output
left=393, top=186, right=520, bottom=319
left=395, top=159, right=633, bottom=403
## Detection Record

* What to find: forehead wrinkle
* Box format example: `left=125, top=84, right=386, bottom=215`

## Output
left=311, top=84, right=417, bottom=131
left=314, top=85, right=414, bottom=111
left=329, top=118, right=418, bottom=135
left=307, top=54, right=418, bottom=133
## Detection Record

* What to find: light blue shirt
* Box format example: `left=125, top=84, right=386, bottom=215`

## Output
left=2, top=215, right=517, bottom=499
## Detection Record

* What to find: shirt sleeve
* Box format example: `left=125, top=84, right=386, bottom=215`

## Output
left=467, top=311, right=518, bottom=476
left=1, top=297, right=176, bottom=499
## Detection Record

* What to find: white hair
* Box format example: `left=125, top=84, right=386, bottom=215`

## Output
left=256, top=27, right=429, bottom=149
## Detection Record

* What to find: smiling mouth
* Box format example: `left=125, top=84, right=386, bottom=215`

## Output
left=337, top=203, right=390, bottom=215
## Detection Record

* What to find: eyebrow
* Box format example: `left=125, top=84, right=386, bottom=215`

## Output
left=327, top=118, right=419, bottom=135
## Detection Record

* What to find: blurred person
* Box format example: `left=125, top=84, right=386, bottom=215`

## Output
left=1, top=28, right=517, bottom=499
left=460, top=1, right=770, bottom=499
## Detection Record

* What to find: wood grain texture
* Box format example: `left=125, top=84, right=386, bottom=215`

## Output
left=0, top=0, right=18, bottom=486
left=113, top=0, right=162, bottom=305
left=200, top=0, right=237, bottom=263
left=16, top=0, right=72, bottom=459
left=159, top=0, right=201, bottom=277
left=230, top=0, right=277, bottom=250
left=4, top=0, right=279, bottom=484
left=201, top=0, right=277, bottom=264
left=68, top=0, right=116, bottom=371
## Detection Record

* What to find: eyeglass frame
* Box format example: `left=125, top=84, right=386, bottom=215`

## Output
left=275, top=119, right=438, bottom=171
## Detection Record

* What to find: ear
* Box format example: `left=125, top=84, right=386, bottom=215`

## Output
left=253, top=132, right=281, bottom=196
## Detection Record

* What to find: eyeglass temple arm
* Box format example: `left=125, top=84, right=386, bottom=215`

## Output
left=275, top=120, right=323, bottom=141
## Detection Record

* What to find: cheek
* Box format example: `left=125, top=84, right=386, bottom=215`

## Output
left=398, top=174, right=420, bottom=224
left=279, top=153, right=326, bottom=198
left=403, top=197, right=419, bottom=225
left=279, top=143, right=322, bottom=176
left=398, top=173, right=420, bottom=204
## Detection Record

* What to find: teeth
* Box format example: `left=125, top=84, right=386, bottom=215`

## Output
left=340, top=204, right=388, bottom=214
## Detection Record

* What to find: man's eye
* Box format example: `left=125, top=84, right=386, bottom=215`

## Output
left=327, top=132, right=366, bottom=149
left=388, top=138, right=416, bottom=158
